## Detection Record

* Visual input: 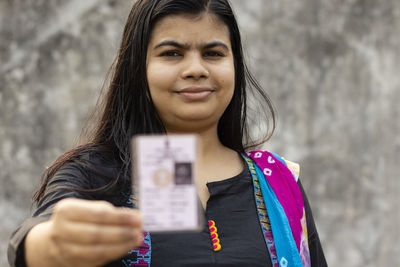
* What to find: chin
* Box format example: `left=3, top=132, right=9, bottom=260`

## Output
left=165, top=115, right=219, bottom=133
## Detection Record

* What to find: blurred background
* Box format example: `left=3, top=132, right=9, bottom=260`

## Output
left=1, top=0, right=399, bottom=266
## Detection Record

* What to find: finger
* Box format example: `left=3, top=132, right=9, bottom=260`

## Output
left=54, top=199, right=141, bottom=226
left=59, top=221, right=141, bottom=245
left=59, top=237, right=141, bottom=266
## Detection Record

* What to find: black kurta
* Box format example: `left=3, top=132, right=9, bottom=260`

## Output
left=8, top=152, right=327, bottom=267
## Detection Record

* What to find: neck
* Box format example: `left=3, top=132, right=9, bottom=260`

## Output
left=197, top=126, right=243, bottom=182
left=198, top=126, right=225, bottom=158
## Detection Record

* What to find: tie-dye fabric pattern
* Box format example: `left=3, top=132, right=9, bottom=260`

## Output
left=246, top=151, right=311, bottom=267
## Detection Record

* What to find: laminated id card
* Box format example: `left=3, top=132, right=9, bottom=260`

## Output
left=132, top=135, right=201, bottom=232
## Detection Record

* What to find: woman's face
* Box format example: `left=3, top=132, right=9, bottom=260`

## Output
left=146, top=14, right=235, bottom=133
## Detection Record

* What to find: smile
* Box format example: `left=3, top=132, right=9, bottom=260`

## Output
left=176, top=87, right=215, bottom=101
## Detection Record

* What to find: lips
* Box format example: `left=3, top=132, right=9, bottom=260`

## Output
left=176, top=87, right=215, bottom=101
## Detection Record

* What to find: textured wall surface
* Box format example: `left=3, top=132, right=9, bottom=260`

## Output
left=1, top=0, right=399, bottom=266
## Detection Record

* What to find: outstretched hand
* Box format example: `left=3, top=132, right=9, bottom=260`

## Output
left=25, top=198, right=142, bottom=267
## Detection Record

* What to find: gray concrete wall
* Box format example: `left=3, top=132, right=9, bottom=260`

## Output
left=1, top=1, right=399, bottom=266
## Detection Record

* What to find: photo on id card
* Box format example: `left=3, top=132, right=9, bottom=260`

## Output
left=132, top=135, right=202, bottom=232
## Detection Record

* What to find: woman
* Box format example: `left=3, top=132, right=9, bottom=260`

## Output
left=8, top=0, right=327, bottom=266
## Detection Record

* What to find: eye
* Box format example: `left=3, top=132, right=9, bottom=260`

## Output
left=203, top=51, right=224, bottom=57
left=160, top=51, right=182, bottom=57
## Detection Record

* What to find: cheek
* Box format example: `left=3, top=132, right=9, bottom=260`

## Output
left=216, top=64, right=235, bottom=95
left=147, top=62, right=176, bottom=98
left=147, top=63, right=161, bottom=92
left=221, top=66, right=236, bottom=109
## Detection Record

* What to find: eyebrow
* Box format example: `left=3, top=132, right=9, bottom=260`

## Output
left=153, top=40, right=229, bottom=51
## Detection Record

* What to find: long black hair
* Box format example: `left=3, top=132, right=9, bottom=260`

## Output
left=34, top=0, right=275, bottom=202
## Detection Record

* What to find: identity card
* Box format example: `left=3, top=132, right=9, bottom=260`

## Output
left=132, top=135, right=201, bottom=232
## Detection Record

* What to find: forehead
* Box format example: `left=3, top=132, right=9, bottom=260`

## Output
left=149, top=14, right=231, bottom=46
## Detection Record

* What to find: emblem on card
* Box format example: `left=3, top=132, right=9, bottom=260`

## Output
left=152, top=168, right=173, bottom=188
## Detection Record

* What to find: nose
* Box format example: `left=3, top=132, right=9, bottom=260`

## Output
left=181, top=52, right=209, bottom=80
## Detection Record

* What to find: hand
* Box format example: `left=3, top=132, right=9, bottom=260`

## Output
left=25, top=198, right=142, bottom=267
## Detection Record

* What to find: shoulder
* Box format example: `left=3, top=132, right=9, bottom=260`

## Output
left=36, top=149, right=127, bottom=210
left=42, top=148, right=125, bottom=201
left=52, top=150, right=120, bottom=185
left=245, top=150, right=300, bottom=182
left=269, top=152, right=300, bottom=182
